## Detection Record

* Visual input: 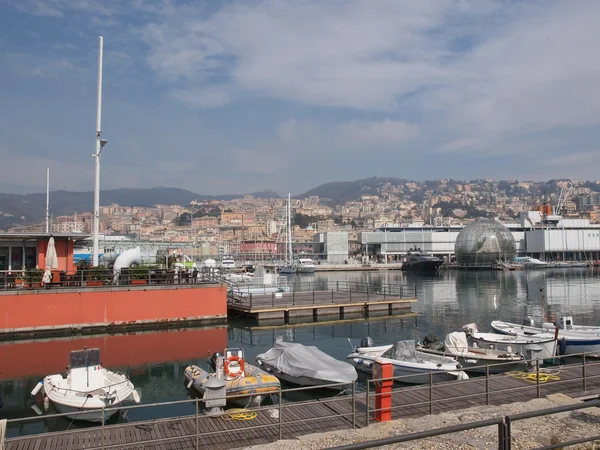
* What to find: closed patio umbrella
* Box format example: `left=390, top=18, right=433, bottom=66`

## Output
left=42, top=237, right=59, bottom=285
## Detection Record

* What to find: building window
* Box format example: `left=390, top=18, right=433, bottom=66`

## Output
left=11, top=247, right=23, bottom=271
left=0, top=247, right=8, bottom=271
left=25, top=247, right=37, bottom=269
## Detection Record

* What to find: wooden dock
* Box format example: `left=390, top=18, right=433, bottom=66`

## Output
left=227, top=289, right=417, bottom=323
left=5, top=359, right=600, bottom=450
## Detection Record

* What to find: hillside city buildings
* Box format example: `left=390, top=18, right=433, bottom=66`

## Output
left=6, top=178, right=600, bottom=262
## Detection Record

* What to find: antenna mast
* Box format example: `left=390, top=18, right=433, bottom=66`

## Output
left=45, top=167, right=50, bottom=233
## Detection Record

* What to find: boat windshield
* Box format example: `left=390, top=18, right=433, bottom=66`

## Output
left=69, top=348, right=101, bottom=369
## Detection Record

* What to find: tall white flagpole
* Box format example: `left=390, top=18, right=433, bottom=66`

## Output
left=45, top=167, right=50, bottom=233
left=92, top=36, right=104, bottom=267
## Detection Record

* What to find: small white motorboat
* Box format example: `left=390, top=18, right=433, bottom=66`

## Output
left=256, top=340, right=357, bottom=390
left=347, top=338, right=469, bottom=384
left=493, top=316, right=600, bottom=335
left=463, top=323, right=557, bottom=362
left=31, top=348, right=139, bottom=422
left=514, top=257, right=550, bottom=268
left=416, top=332, right=525, bottom=373
left=492, top=317, right=600, bottom=357
left=295, top=258, right=316, bottom=273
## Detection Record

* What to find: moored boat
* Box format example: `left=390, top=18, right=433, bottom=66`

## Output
left=295, top=258, right=316, bottom=273
left=416, top=332, right=525, bottom=373
left=463, top=323, right=557, bottom=362
left=185, top=348, right=280, bottom=407
left=256, top=340, right=357, bottom=390
left=32, top=348, right=139, bottom=422
left=491, top=317, right=600, bottom=358
left=400, top=248, right=443, bottom=272
left=347, top=338, right=469, bottom=384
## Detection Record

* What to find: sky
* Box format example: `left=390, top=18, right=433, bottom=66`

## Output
left=0, top=0, right=599, bottom=196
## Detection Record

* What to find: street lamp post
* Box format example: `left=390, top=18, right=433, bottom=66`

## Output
left=92, top=36, right=106, bottom=267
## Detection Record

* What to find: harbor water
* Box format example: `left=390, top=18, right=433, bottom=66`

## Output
left=1, top=268, right=599, bottom=437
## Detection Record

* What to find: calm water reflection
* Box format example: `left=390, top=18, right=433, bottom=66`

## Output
left=1, top=268, right=599, bottom=436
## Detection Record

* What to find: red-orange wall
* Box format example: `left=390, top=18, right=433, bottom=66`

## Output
left=0, top=326, right=228, bottom=380
left=0, top=286, right=226, bottom=331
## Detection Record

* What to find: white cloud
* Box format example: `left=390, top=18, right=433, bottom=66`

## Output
left=338, top=119, right=419, bottom=143
left=169, top=87, right=232, bottom=108
left=134, top=0, right=600, bottom=157
left=5, top=0, right=600, bottom=191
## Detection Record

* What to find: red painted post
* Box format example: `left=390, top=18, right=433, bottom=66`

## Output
left=373, top=361, right=393, bottom=422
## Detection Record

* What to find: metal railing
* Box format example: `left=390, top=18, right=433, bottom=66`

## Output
left=0, top=268, right=223, bottom=291
left=365, top=352, right=600, bottom=425
left=227, top=280, right=416, bottom=307
left=5, top=381, right=357, bottom=449
left=4, top=353, right=600, bottom=449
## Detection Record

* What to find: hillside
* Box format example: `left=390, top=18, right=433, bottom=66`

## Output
left=0, top=188, right=280, bottom=230
left=296, top=177, right=410, bottom=205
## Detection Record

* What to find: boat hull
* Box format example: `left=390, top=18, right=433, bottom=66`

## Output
left=416, top=348, right=525, bottom=374
left=401, top=260, right=443, bottom=272
left=469, top=334, right=557, bottom=361
left=296, top=266, right=316, bottom=274
left=491, top=321, right=600, bottom=358
left=347, top=354, right=461, bottom=384
left=49, top=400, right=119, bottom=423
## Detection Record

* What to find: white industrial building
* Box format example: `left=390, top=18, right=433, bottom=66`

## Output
left=351, top=211, right=600, bottom=262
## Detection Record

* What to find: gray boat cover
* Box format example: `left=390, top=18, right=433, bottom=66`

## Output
left=383, top=340, right=456, bottom=365
left=257, top=341, right=357, bottom=383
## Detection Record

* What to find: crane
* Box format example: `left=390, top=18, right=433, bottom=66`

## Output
left=554, top=183, right=573, bottom=216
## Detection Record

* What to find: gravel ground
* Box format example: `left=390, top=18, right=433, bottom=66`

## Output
left=242, top=394, right=600, bottom=450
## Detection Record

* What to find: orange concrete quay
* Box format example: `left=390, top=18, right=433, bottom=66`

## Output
left=0, top=284, right=227, bottom=339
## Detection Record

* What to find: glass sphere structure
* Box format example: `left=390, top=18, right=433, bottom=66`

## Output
left=455, top=219, right=516, bottom=267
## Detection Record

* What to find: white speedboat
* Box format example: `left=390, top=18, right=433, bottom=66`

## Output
left=32, top=348, right=139, bottom=422
left=514, top=257, right=549, bottom=268
left=219, top=257, right=236, bottom=270
left=347, top=339, right=469, bottom=384
left=295, top=258, right=316, bottom=273
left=492, top=317, right=600, bottom=357
left=463, top=324, right=557, bottom=362
left=416, top=332, right=525, bottom=374
left=256, top=340, right=357, bottom=390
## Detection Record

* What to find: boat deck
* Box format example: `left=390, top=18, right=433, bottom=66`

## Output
left=6, top=359, right=600, bottom=450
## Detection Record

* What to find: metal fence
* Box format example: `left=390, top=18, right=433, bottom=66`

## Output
left=4, top=353, right=600, bottom=450
left=4, top=381, right=357, bottom=449
left=365, top=352, right=600, bottom=421
left=227, top=280, right=417, bottom=307
left=0, top=268, right=222, bottom=291
left=329, top=399, right=600, bottom=450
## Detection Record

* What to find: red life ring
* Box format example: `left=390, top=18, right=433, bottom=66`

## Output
left=224, top=355, right=245, bottom=378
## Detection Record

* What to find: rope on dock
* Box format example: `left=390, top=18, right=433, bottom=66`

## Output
left=504, top=369, right=562, bottom=383
left=223, top=408, right=257, bottom=421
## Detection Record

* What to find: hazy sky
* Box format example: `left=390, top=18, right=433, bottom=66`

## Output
left=1, top=0, right=599, bottom=196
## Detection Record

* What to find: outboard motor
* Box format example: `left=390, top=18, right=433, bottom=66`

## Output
left=360, top=337, right=374, bottom=348
left=523, top=316, right=535, bottom=327
left=208, top=352, right=223, bottom=371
